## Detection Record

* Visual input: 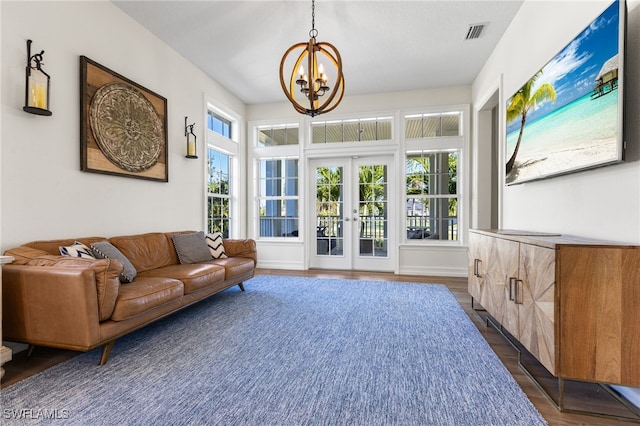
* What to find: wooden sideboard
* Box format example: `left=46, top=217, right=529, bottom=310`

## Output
left=468, top=229, right=640, bottom=387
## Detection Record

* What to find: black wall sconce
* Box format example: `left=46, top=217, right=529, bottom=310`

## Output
left=23, top=39, right=52, bottom=116
left=185, top=116, right=197, bottom=159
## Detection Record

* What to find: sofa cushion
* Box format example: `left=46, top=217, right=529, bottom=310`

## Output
left=109, top=233, right=177, bottom=273
left=206, top=232, right=228, bottom=259
left=172, top=231, right=212, bottom=264
left=110, top=277, right=184, bottom=321
left=221, top=239, right=258, bottom=265
left=206, top=257, right=255, bottom=281
left=59, top=242, right=96, bottom=259
left=138, top=263, right=225, bottom=294
left=91, top=241, right=137, bottom=283
left=24, top=255, right=123, bottom=321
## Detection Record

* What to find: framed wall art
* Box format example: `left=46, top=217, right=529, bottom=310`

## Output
left=80, top=56, right=168, bottom=182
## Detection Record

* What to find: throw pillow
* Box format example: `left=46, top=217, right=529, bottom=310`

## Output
left=206, top=232, right=228, bottom=259
left=59, top=241, right=95, bottom=259
left=172, top=231, right=213, bottom=264
left=91, top=241, right=137, bottom=283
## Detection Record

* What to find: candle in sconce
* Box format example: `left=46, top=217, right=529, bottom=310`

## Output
left=34, top=84, right=47, bottom=109
left=28, top=73, right=48, bottom=109
left=187, top=140, right=196, bottom=157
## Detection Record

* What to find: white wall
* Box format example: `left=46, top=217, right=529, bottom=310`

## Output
left=473, top=0, right=640, bottom=243
left=247, top=86, right=471, bottom=122
left=0, top=1, right=246, bottom=250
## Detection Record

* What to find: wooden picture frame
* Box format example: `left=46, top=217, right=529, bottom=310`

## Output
left=80, top=56, right=168, bottom=182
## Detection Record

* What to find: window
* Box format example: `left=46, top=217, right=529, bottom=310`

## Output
left=405, top=112, right=461, bottom=139
left=258, top=159, right=299, bottom=238
left=208, top=110, right=232, bottom=139
left=206, top=101, right=240, bottom=238
left=207, top=148, right=231, bottom=238
left=405, top=150, right=458, bottom=241
left=257, top=124, right=298, bottom=147
left=312, top=117, right=392, bottom=143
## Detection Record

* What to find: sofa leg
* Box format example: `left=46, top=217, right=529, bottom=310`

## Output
left=27, top=344, right=36, bottom=357
left=238, top=283, right=245, bottom=292
left=99, top=340, right=116, bottom=366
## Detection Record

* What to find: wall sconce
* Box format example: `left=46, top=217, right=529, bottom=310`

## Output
left=23, top=39, right=52, bottom=116
left=185, top=116, right=197, bottom=159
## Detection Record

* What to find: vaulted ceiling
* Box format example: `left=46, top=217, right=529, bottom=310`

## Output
left=113, top=1, right=523, bottom=105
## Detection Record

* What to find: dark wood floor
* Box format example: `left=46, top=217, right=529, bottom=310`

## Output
left=3, top=268, right=639, bottom=425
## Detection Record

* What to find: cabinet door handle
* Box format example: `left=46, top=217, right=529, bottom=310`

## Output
left=515, top=279, right=524, bottom=305
left=508, top=278, right=514, bottom=301
left=474, top=259, right=482, bottom=277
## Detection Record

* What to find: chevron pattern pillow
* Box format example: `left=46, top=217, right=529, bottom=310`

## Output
left=59, top=241, right=95, bottom=259
left=206, top=232, right=228, bottom=259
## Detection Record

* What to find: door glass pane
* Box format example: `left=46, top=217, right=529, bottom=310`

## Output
left=315, top=166, right=343, bottom=256
left=358, top=165, right=387, bottom=257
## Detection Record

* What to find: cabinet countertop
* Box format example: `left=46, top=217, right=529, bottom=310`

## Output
left=471, top=229, right=638, bottom=249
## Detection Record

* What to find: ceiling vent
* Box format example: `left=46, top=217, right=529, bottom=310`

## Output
left=465, top=23, right=486, bottom=40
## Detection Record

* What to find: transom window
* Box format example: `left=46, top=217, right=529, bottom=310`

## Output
left=257, top=124, right=299, bottom=147
left=405, top=112, right=461, bottom=139
left=312, top=117, right=392, bottom=143
left=208, top=110, right=232, bottom=139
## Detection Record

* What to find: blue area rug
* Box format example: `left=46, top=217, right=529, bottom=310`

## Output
left=1, top=276, right=547, bottom=425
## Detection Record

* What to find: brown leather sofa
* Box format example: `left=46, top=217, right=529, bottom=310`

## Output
left=2, top=231, right=256, bottom=365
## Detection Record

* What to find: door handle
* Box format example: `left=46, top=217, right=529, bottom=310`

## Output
left=508, top=277, right=515, bottom=301
left=353, top=217, right=358, bottom=222
left=473, top=259, right=482, bottom=277
left=515, top=279, right=524, bottom=305
left=344, top=217, right=350, bottom=221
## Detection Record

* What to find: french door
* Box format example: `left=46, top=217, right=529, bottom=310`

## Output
left=308, top=156, right=394, bottom=271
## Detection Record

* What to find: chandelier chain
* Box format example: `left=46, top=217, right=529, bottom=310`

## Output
left=309, top=0, right=318, bottom=39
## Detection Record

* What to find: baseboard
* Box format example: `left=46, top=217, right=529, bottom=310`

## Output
left=398, top=265, right=468, bottom=277
left=256, top=260, right=306, bottom=270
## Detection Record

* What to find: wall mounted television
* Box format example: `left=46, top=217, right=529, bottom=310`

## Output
left=505, top=0, right=626, bottom=185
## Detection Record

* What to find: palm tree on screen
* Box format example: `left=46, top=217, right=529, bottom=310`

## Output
left=506, top=70, right=557, bottom=175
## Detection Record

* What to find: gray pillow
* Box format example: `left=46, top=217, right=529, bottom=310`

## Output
left=91, top=241, right=137, bottom=283
left=172, top=231, right=213, bottom=264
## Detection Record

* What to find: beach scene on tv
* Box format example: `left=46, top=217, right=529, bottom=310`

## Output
left=505, top=1, right=621, bottom=185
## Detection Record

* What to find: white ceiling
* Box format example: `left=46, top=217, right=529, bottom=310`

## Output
left=113, top=0, right=523, bottom=105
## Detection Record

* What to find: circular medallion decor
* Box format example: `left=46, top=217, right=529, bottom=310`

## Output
left=89, top=83, right=163, bottom=173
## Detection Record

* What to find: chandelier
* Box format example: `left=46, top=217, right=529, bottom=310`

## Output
left=279, top=0, right=344, bottom=117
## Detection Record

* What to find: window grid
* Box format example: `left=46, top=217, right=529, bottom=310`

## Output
left=207, top=148, right=231, bottom=238
left=405, top=150, right=459, bottom=241
left=258, top=158, right=299, bottom=238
